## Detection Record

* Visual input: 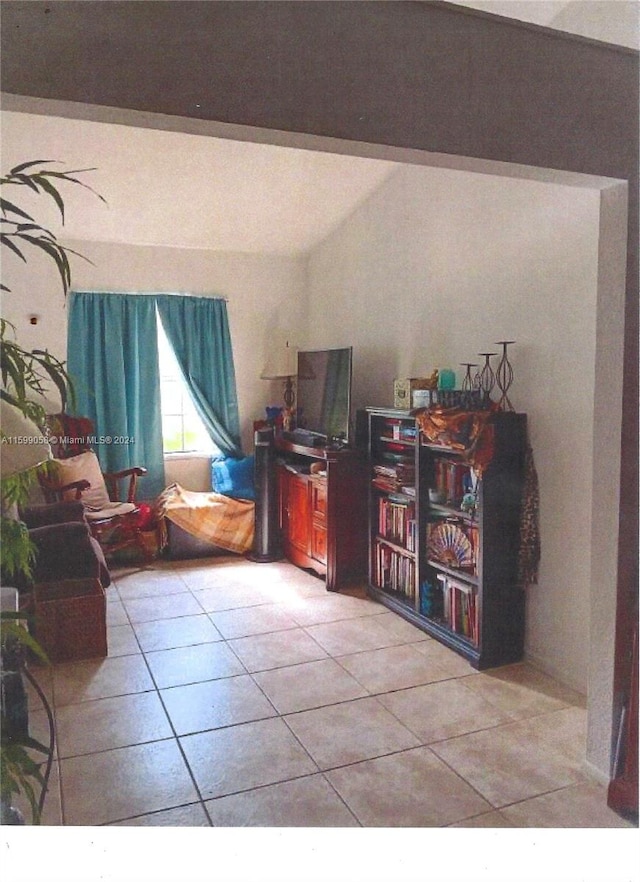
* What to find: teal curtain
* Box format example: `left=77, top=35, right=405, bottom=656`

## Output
left=67, top=292, right=166, bottom=499
left=155, top=295, right=242, bottom=457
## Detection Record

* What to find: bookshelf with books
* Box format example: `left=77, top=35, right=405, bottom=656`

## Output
left=365, top=407, right=527, bottom=669
left=368, top=412, right=421, bottom=611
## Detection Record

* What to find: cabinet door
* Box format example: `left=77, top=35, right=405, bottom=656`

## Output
left=287, top=472, right=311, bottom=554
left=310, top=477, right=327, bottom=564
left=278, top=465, right=289, bottom=534
left=311, top=522, right=327, bottom=564
left=310, top=477, right=327, bottom=522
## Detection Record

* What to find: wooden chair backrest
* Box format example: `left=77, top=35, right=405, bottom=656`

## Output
left=46, top=413, right=95, bottom=459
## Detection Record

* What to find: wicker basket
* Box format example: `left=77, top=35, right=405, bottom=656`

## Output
left=33, top=579, right=107, bottom=662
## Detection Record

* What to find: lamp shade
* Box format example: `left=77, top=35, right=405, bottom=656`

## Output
left=0, top=400, right=52, bottom=479
left=260, top=342, right=297, bottom=380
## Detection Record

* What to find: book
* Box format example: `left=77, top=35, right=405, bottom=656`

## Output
left=374, top=539, right=416, bottom=598
left=434, top=572, right=478, bottom=642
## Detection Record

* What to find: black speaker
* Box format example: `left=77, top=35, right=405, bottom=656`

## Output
left=247, top=426, right=281, bottom=562
left=354, top=408, right=369, bottom=452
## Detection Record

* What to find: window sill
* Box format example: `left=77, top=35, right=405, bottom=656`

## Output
left=163, top=452, right=214, bottom=461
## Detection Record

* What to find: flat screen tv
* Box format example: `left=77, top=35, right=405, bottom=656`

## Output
left=296, top=347, right=353, bottom=445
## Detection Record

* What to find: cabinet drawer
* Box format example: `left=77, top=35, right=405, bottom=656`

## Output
left=310, top=478, right=327, bottom=521
left=311, top=522, right=327, bottom=564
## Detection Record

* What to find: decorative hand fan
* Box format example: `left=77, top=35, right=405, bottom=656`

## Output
left=428, top=522, right=474, bottom=568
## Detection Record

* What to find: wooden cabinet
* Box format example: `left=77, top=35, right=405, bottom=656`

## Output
left=310, top=477, right=328, bottom=564
left=281, top=468, right=310, bottom=556
left=366, top=407, right=527, bottom=669
left=275, top=438, right=368, bottom=591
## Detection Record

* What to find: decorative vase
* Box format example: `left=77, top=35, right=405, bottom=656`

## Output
left=438, top=368, right=456, bottom=390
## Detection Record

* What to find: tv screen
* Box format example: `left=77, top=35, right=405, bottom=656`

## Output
left=296, top=347, right=353, bottom=444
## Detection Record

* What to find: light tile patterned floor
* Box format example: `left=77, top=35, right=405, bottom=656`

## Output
left=24, top=556, right=633, bottom=828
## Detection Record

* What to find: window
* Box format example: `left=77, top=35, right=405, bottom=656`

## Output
left=157, top=317, right=218, bottom=455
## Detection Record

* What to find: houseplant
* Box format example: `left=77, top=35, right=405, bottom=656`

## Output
left=0, top=609, right=51, bottom=825
left=1, top=159, right=104, bottom=576
left=1, top=159, right=104, bottom=823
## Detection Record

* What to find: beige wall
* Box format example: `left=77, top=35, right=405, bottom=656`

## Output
left=2, top=131, right=626, bottom=778
left=306, top=164, right=603, bottom=696
left=2, top=239, right=307, bottom=460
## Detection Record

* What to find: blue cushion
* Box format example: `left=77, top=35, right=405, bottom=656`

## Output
left=211, top=455, right=255, bottom=501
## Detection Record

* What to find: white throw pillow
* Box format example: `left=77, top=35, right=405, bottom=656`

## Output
left=53, top=450, right=112, bottom=510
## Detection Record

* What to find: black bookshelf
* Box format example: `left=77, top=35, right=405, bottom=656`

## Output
left=365, top=407, right=526, bottom=670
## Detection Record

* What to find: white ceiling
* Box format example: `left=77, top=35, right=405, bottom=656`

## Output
left=1, top=111, right=399, bottom=255
left=2, top=3, right=636, bottom=256
left=451, top=0, right=572, bottom=26
left=449, top=0, right=639, bottom=48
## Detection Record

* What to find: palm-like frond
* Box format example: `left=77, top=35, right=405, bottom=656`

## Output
left=1, top=161, right=105, bottom=296
left=1, top=321, right=74, bottom=420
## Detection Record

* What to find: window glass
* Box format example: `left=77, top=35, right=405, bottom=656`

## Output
left=157, top=318, right=218, bottom=455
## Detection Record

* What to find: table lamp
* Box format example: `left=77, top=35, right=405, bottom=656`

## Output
left=260, top=341, right=297, bottom=410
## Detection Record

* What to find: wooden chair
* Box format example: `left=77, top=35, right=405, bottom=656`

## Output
left=38, top=414, right=156, bottom=563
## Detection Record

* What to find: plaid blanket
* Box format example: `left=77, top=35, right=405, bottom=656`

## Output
left=156, top=483, right=255, bottom=554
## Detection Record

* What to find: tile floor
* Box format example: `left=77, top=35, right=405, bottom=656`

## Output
left=22, top=555, right=633, bottom=829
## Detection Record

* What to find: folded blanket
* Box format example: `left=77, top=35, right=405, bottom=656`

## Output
left=156, top=483, right=255, bottom=555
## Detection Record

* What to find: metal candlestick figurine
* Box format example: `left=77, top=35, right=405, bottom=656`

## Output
left=460, top=363, right=479, bottom=409
left=495, top=341, right=515, bottom=411
left=478, top=352, right=497, bottom=405
left=460, top=363, right=478, bottom=391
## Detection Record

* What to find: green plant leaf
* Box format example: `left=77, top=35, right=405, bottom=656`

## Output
left=45, top=166, right=98, bottom=175
left=0, top=610, right=29, bottom=622
left=1, top=161, right=104, bottom=298
left=14, top=233, right=71, bottom=293
left=10, top=173, right=40, bottom=193
left=0, top=197, right=35, bottom=221
left=7, top=159, right=55, bottom=175
left=44, top=168, right=105, bottom=201
left=0, top=388, right=21, bottom=406
left=34, top=175, right=65, bottom=221
left=14, top=223, right=49, bottom=234
left=1, top=319, right=17, bottom=335
left=0, top=610, right=50, bottom=664
left=7, top=734, right=50, bottom=755
left=0, top=467, right=39, bottom=506
left=0, top=518, right=35, bottom=580
left=1, top=352, right=29, bottom=401
left=0, top=740, right=46, bottom=824
left=0, top=330, right=73, bottom=418
left=0, top=233, right=27, bottom=261
left=30, top=351, right=72, bottom=412
left=0, top=622, right=48, bottom=663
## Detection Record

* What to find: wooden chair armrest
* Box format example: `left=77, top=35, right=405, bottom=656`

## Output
left=103, top=467, right=148, bottom=504
left=103, top=467, right=148, bottom=480
left=38, top=476, right=91, bottom=501
left=60, top=479, right=92, bottom=494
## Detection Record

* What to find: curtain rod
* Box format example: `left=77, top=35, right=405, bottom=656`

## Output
left=70, top=290, right=229, bottom=301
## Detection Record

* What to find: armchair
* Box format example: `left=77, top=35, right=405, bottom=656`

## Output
left=18, top=500, right=111, bottom=590
left=38, top=414, right=156, bottom=563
